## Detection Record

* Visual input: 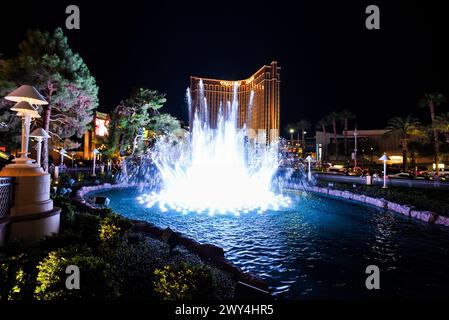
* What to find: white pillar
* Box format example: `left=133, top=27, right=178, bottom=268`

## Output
left=54, top=165, right=59, bottom=180
left=383, top=160, right=387, bottom=188
left=36, top=138, right=43, bottom=167
left=92, top=155, right=96, bottom=176
left=21, top=114, right=31, bottom=158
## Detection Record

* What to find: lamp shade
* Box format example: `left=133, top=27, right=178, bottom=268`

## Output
left=5, top=85, right=48, bottom=105
left=60, top=148, right=67, bottom=154
left=379, top=153, right=390, bottom=161
left=30, top=128, right=50, bottom=139
left=11, top=101, right=41, bottom=118
left=306, top=155, right=312, bottom=161
left=93, top=148, right=100, bottom=155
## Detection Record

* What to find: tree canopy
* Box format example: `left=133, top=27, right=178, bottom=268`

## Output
left=0, top=27, right=98, bottom=167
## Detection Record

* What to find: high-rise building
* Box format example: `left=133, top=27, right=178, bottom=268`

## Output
left=189, top=61, right=280, bottom=143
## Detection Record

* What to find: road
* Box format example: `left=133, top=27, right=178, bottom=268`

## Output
left=314, top=173, right=449, bottom=190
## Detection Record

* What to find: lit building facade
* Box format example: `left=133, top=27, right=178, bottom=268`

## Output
left=190, top=61, right=281, bottom=143
left=83, top=111, right=110, bottom=160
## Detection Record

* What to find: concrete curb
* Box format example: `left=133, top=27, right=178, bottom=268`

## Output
left=298, top=185, right=449, bottom=228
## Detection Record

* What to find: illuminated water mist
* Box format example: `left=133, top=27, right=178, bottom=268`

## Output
left=138, top=80, right=290, bottom=215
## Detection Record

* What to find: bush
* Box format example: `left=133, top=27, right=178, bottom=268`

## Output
left=53, top=195, right=76, bottom=228
left=99, top=214, right=133, bottom=243
left=101, top=237, right=170, bottom=298
left=1, top=197, right=237, bottom=300
left=153, top=264, right=195, bottom=300
left=153, top=262, right=235, bottom=300
left=34, top=246, right=114, bottom=300
left=0, top=253, right=29, bottom=300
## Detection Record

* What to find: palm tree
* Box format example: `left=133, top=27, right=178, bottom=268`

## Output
left=435, top=112, right=449, bottom=143
left=296, top=119, right=311, bottom=153
left=419, top=92, right=447, bottom=174
left=385, top=115, right=422, bottom=172
left=339, top=109, right=356, bottom=160
left=316, top=118, right=329, bottom=161
left=327, top=112, right=341, bottom=162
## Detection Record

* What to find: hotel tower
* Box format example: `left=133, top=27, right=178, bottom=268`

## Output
left=189, top=61, right=280, bottom=143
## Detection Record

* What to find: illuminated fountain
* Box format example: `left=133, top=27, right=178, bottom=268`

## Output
left=138, top=80, right=290, bottom=215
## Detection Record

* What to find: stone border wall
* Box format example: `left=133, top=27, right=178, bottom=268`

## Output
left=297, top=185, right=449, bottom=228
left=72, top=183, right=271, bottom=294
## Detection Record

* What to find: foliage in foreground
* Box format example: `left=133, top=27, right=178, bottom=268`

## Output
left=0, top=197, right=236, bottom=300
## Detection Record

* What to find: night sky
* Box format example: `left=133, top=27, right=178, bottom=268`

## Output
left=1, top=1, right=448, bottom=136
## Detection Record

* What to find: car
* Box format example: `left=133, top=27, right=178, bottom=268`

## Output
left=427, top=169, right=449, bottom=180
left=327, top=165, right=346, bottom=174
left=388, top=172, right=414, bottom=179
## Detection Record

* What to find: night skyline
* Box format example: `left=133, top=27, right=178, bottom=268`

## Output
left=1, top=1, right=448, bottom=135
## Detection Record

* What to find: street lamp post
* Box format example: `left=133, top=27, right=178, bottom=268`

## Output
left=289, top=129, right=294, bottom=145
left=30, top=128, right=50, bottom=167
left=70, top=151, right=76, bottom=167
left=302, top=131, right=307, bottom=157
left=59, top=148, right=66, bottom=167
left=92, top=148, right=100, bottom=176
left=5, top=85, right=48, bottom=164
left=306, top=155, right=313, bottom=182
left=353, top=127, right=358, bottom=169
left=1, top=85, right=61, bottom=244
left=10, top=102, right=41, bottom=162
left=379, top=152, right=390, bottom=189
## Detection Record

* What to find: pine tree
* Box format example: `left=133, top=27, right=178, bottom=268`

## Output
left=0, top=28, right=99, bottom=170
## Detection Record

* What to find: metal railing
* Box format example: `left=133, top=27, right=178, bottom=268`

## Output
left=0, top=177, right=14, bottom=219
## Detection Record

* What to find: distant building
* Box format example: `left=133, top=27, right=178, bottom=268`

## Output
left=344, top=129, right=400, bottom=156
left=316, top=129, right=404, bottom=164
left=83, top=111, right=110, bottom=160
left=190, top=61, right=281, bottom=143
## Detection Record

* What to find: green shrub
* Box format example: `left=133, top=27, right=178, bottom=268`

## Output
left=53, top=195, right=76, bottom=228
left=153, top=261, right=235, bottom=300
left=34, top=249, right=68, bottom=300
left=153, top=264, right=195, bottom=300
left=0, top=254, right=29, bottom=300
left=102, top=237, right=170, bottom=298
left=70, top=213, right=102, bottom=247
left=34, top=246, right=113, bottom=300
left=99, top=214, right=133, bottom=243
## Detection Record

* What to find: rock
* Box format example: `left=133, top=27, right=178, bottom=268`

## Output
left=410, top=210, right=437, bottom=224
left=318, top=187, right=329, bottom=195
left=328, top=189, right=343, bottom=197
left=364, top=196, right=386, bottom=208
left=161, top=227, right=181, bottom=246
left=177, top=236, right=225, bottom=260
left=197, top=243, right=225, bottom=260
left=341, top=191, right=354, bottom=200
left=131, top=220, right=164, bottom=238
left=352, top=194, right=366, bottom=202
left=435, top=215, right=449, bottom=227
left=387, top=201, right=411, bottom=216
